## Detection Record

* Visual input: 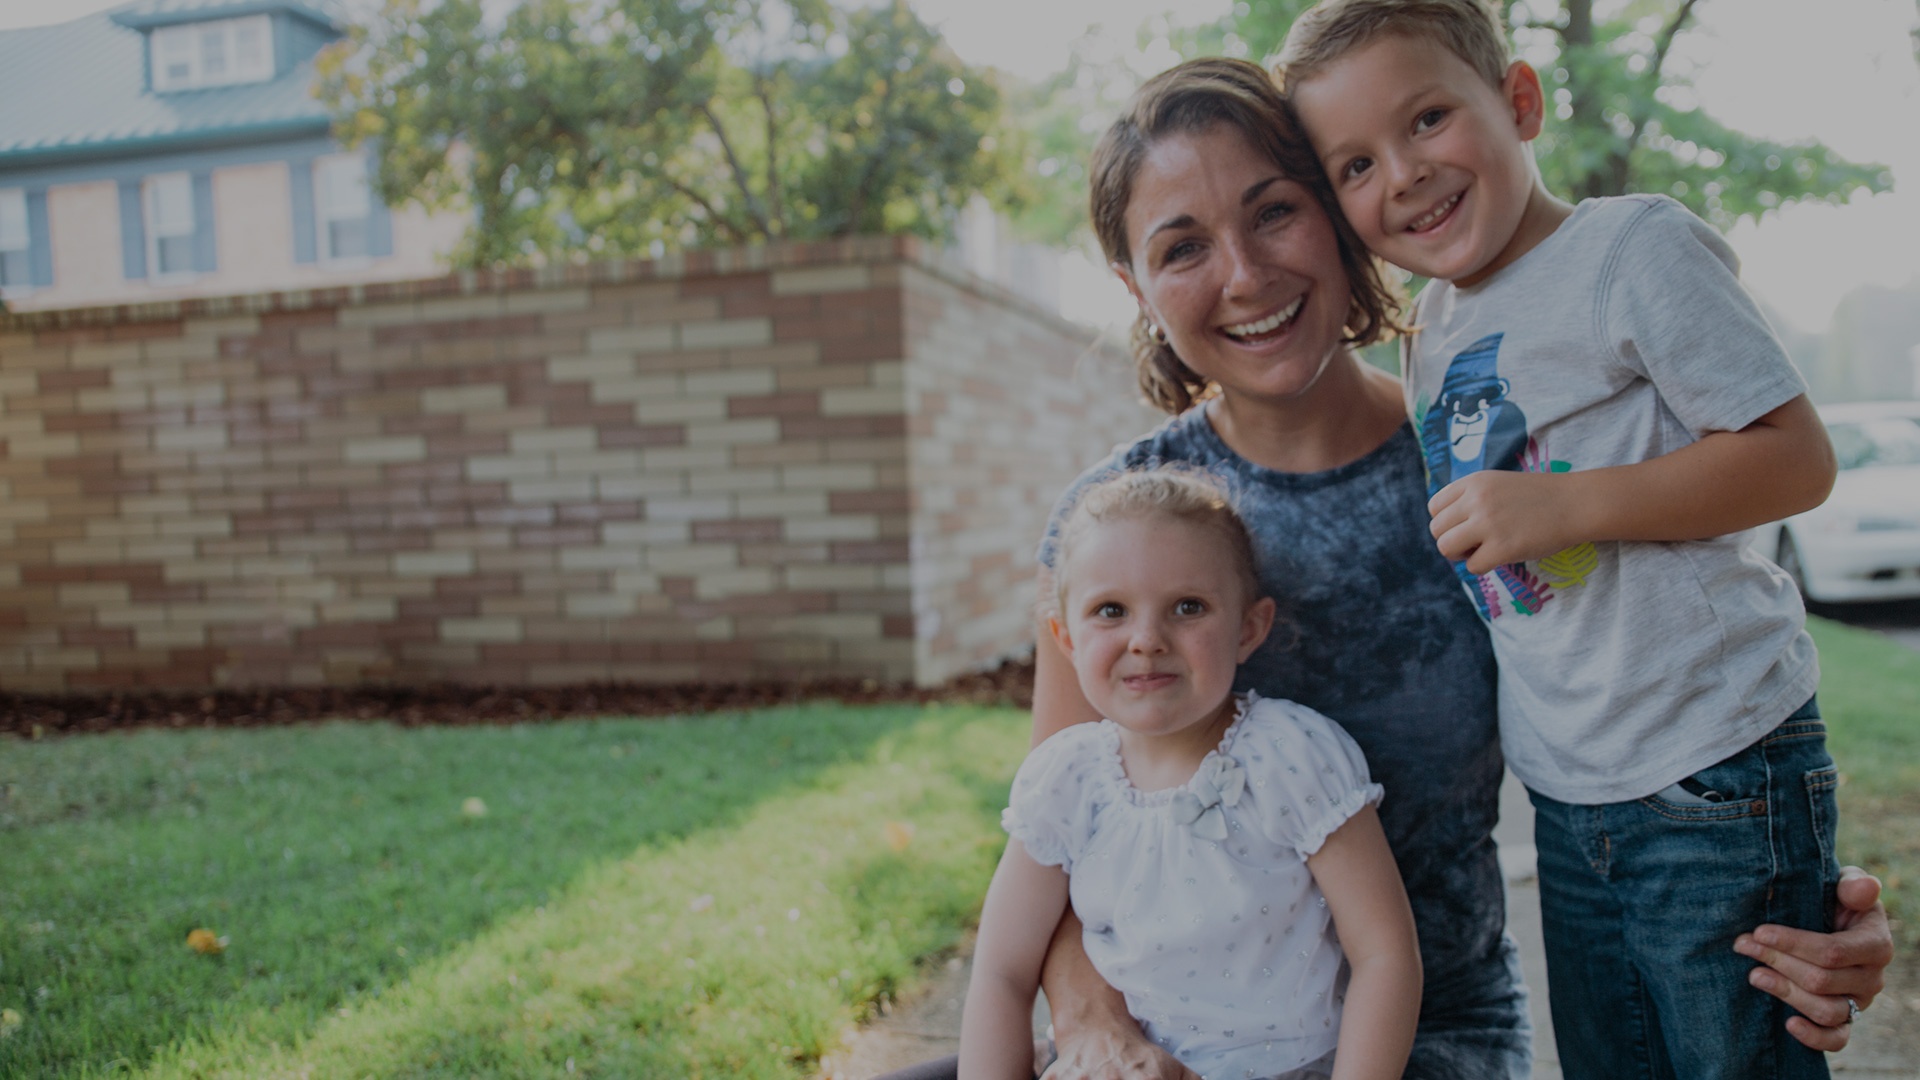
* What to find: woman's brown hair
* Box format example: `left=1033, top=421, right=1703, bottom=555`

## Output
left=1088, top=57, right=1403, bottom=415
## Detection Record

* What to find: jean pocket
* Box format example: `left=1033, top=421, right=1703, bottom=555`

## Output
left=1805, top=764, right=1840, bottom=922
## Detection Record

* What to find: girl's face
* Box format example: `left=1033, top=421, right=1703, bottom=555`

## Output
left=1113, top=124, right=1355, bottom=408
left=1052, top=516, right=1275, bottom=745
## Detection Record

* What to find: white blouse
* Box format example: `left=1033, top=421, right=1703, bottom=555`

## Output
left=1003, top=693, right=1383, bottom=1080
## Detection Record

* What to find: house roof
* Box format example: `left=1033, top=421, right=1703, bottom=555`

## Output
left=110, top=0, right=344, bottom=32
left=0, top=3, right=340, bottom=168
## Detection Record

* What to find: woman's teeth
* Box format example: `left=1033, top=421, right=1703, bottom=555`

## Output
left=1223, top=297, right=1304, bottom=339
left=1408, top=192, right=1461, bottom=231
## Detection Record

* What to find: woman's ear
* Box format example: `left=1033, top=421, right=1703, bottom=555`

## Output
left=1502, top=60, right=1547, bottom=142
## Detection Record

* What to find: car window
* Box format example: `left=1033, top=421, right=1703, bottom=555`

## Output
left=1827, top=418, right=1920, bottom=470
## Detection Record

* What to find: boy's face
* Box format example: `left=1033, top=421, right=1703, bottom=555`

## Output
left=1289, top=34, right=1547, bottom=287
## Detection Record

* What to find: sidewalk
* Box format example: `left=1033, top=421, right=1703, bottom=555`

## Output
left=818, top=772, right=1916, bottom=1078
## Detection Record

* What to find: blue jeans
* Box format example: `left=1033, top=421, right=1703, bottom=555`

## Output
left=1528, top=699, right=1838, bottom=1080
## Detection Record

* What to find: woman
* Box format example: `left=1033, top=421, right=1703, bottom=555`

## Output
left=880, top=57, right=1890, bottom=1080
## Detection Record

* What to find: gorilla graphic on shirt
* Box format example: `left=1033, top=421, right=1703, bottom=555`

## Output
left=1420, top=332, right=1553, bottom=619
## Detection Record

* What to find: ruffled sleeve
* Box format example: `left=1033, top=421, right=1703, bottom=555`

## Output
left=1235, top=696, right=1384, bottom=860
left=1001, top=723, right=1114, bottom=872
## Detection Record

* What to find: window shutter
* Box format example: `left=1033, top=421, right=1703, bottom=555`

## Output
left=367, top=183, right=392, bottom=259
left=289, top=156, right=317, bottom=264
left=191, top=172, right=217, bottom=272
left=26, top=189, right=51, bottom=287
left=118, top=180, right=146, bottom=280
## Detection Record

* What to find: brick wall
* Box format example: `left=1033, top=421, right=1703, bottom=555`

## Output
left=0, top=237, right=1159, bottom=692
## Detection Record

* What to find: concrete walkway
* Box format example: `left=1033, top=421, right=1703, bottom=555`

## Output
left=819, top=772, right=1916, bottom=1078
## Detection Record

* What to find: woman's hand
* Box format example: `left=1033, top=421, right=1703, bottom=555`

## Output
left=1041, top=1029, right=1198, bottom=1080
left=1734, top=868, right=1895, bottom=1051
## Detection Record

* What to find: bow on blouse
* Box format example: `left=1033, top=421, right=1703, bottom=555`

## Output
left=1169, top=757, right=1246, bottom=841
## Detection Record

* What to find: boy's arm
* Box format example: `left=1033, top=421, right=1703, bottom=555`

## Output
left=1429, top=393, right=1835, bottom=575
left=1307, top=805, right=1422, bottom=1080
left=959, top=840, right=1068, bottom=1080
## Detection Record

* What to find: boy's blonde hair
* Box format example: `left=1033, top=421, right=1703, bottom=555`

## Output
left=1051, top=467, right=1264, bottom=618
left=1276, top=0, right=1511, bottom=91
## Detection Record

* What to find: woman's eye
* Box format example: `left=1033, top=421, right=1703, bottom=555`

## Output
left=1161, top=239, right=1200, bottom=264
left=1414, top=108, right=1446, bottom=132
left=1174, top=598, right=1207, bottom=616
left=1256, top=201, right=1294, bottom=225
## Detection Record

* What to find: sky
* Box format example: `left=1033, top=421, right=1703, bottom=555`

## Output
left=3, top=0, right=1916, bottom=335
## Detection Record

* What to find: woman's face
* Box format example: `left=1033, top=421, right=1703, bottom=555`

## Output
left=1114, top=124, right=1354, bottom=407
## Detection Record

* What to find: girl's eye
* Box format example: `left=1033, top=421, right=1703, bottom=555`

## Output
left=1414, top=108, right=1446, bottom=132
left=1174, top=598, right=1207, bottom=616
left=1341, top=157, right=1373, bottom=182
left=1094, top=601, right=1126, bottom=619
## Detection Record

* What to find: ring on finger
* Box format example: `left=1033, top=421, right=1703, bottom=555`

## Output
left=1846, top=996, right=1862, bottom=1024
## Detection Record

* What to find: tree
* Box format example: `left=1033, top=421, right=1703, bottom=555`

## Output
left=318, top=0, right=1020, bottom=267
left=1006, top=0, right=1889, bottom=242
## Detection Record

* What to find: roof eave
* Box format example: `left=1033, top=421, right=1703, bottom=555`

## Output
left=0, top=116, right=335, bottom=171
left=111, top=2, right=343, bottom=34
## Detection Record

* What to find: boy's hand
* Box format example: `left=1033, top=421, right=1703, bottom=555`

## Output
left=1428, top=471, right=1582, bottom=575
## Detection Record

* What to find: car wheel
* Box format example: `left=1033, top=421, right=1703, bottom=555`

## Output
left=1776, top=530, right=1810, bottom=600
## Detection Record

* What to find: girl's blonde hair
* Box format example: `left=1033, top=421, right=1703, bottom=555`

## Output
left=1052, top=467, right=1264, bottom=617
left=1088, top=57, right=1405, bottom=416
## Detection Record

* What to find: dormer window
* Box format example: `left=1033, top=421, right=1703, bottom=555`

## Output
left=151, top=15, right=272, bottom=92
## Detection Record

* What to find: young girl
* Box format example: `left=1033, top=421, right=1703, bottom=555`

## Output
left=957, top=468, right=1422, bottom=1080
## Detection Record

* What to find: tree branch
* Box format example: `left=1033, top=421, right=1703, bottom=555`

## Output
left=756, top=72, right=786, bottom=237
left=659, top=171, right=752, bottom=246
left=698, top=102, right=774, bottom=239
left=1648, top=0, right=1704, bottom=84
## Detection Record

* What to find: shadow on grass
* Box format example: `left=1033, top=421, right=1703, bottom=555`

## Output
left=0, top=703, right=999, bottom=1077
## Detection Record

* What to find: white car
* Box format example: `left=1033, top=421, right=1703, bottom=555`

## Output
left=1762, top=401, right=1920, bottom=604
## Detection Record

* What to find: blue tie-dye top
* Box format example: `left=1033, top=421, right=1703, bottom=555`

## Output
left=1039, top=409, right=1508, bottom=1006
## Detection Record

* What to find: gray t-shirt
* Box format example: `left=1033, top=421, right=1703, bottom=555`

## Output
left=1039, top=411, right=1511, bottom=1021
left=1407, top=194, right=1819, bottom=804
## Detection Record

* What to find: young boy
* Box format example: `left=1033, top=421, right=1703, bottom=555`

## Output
left=1280, top=2, right=1849, bottom=1077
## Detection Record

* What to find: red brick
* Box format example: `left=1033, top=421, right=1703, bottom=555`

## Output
left=36, top=368, right=111, bottom=392
left=829, top=540, right=909, bottom=564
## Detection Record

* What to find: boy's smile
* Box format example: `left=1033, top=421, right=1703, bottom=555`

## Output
left=1288, top=34, right=1570, bottom=287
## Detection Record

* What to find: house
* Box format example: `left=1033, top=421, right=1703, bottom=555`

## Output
left=0, top=0, right=462, bottom=312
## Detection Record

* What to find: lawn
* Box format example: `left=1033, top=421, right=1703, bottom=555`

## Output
left=1, top=619, right=1912, bottom=1077
left=0, top=702, right=1029, bottom=1078
left=1811, top=617, right=1920, bottom=945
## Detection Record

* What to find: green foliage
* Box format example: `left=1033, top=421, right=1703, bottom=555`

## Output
left=0, top=705, right=1027, bottom=1077
left=319, top=0, right=1019, bottom=267
left=1002, top=0, right=1891, bottom=245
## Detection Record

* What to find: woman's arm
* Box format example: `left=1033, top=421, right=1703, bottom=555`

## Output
left=960, top=840, right=1068, bottom=1080
left=1030, top=609, right=1197, bottom=1080
left=1306, top=805, right=1422, bottom=1080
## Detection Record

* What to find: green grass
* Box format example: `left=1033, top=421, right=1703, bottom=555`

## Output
left=0, top=703, right=1028, bottom=1078
left=1811, top=617, right=1920, bottom=946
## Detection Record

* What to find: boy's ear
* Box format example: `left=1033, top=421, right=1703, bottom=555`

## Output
left=1501, top=60, right=1547, bottom=142
left=1047, top=615, right=1074, bottom=658
left=1237, top=596, right=1277, bottom=662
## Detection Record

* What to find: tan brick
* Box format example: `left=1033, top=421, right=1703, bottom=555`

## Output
left=57, top=582, right=132, bottom=605
left=415, top=294, right=506, bottom=321
left=7, top=432, right=82, bottom=457
left=639, top=447, right=729, bottom=473
left=586, top=373, right=678, bottom=403
left=681, top=319, right=772, bottom=350
left=681, top=370, right=776, bottom=398
left=609, top=569, right=662, bottom=594
left=344, top=436, right=427, bottom=464
left=552, top=450, right=643, bottom=477
left=467, top=455, right=551, bottom=482
left=785, top=516, right=880, bottom=542
left=559, top=547, right=643, bottom=571
left=505, top=288, right=592, bottom=315
left=549, top=353, right=640, bottom=382
left=820, top=387, right=903, bottom=416
left=780, top=463, right=878, bottom=491
left=694, top=567, right=776, bottom=599
left=687, top=468, right=780, bottom=494
left=602, top=521, right=692, bottom=546
left=771, top=265, right=873, bottom=296
left=586, top=326, right=676, bottom=354
left=734, top=492, right=829, bottom=517
left=338, top=302, right=425, bottom=328
left=394, top=551, right=475, bottom=577
left=635, top=398, right=727, bottom=424
left=685, top=419, right=779, bottom=446
left=596, top=474, right=687, bottom=501
left=641, top=496, right=732, bottom=522
left=509, top=478, right=593, bottom=503
left=422, top=385, right=509, bottom=414
left=645, top=545, right=738, bottom=573
left=784, top=565, right=881, bottom=590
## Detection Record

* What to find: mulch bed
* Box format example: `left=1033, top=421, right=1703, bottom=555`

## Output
left=0, top=657, right=1036, bottom=738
